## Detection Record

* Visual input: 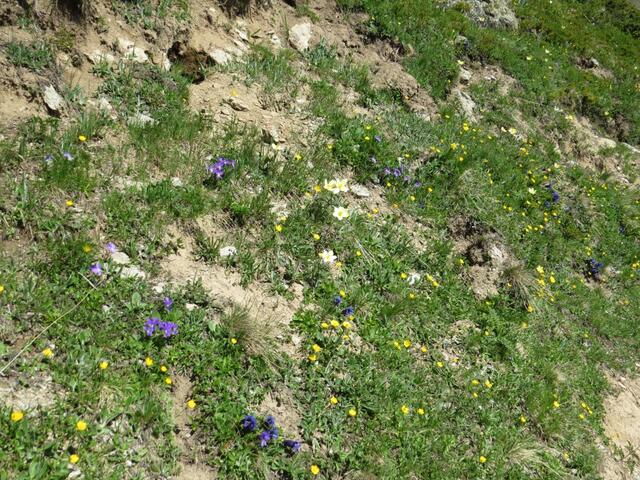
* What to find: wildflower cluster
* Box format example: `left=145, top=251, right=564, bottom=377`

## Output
left=240, top=414, right=301, bottom=453
left=206, top=156, right=236, bottom=179
left=144, top=317, right=178, bottom=338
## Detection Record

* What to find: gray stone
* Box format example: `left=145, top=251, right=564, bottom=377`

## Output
left=350, top=184, right=371, bottom=198
left=209, top=48, right=231, bottom=66
left=111, top=251, right=131, bottom=265
left=170, top=177, right=183, bottom=187
left=43, top=85, right=64, bottom=112
left=128, top=113, right=156, bottom=127
left=289, top=23, right=312, bottom=52
left=120, top=265, right=146, bottom=279
left=459, top=67, right=473, bottom=84
left=87, top=50, right=115, bottom=65
left=456, top=90, right=477, bottom=121
left=226, top=97, right=249, bottom=112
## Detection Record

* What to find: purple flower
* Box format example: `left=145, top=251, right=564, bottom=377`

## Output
left=44, top=154, right=54, bottom=165
left=144, top=318, right=178, bottom=338
left=269, top=427, right=279, bottom=441
left=283, top=439, right=301, bottom=453
left=163, top=297, right=173, bottom=311
left=159, top=321, right=178, bottom=337
left=333, top=295, right=342, bottom=306
left=106, top=242, right=117, bottom=253
left=206, top=156, right=236, bottom=180
left=241, top=415, right=257, bottom=432
left=414, top=181, right=422, bottom=187
left=90, top=262, right=103, bottom=276
left=342, top=306, right=355, bottom=317
left=258, top=430, right=271, bottom=447
left=144, top=317, right=160, bottom=336
left=551, top=190, right=560, bottom=202
left=374, top=135, right=382, bottom=143
left=63, top=152, right=73, bottom=161
left=264, top=415, right=276, bottom=429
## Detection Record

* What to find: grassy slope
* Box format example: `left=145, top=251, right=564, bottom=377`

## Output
left=1, top=0, right=639, bottom=479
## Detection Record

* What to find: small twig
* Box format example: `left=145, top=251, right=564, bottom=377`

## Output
left=0, top=289, right=93, bottom=376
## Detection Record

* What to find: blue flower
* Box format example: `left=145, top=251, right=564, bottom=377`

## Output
left=144, top=318, right=178, bottom=337
left=269, top=427, right=279, bottom=441
left=144, top=317, right=160, bottom=336
left=264, top=415, right=276, bottom=429
left=342, top=306, right=355, bottom=317
left=44, top=154, right=54, bottom=165
left=551, top=190, right=560, bottom=202
left=105, top=242, right=117, bottom=253
left=90, top=262, right=103, bottom=276
left=374, top=135, right=382, bottom=143
left=207, top=156, right=236, bottom=180
left=241, top=415, right=257, bottom=432
left=333, top=295, right=342, bottom=306
left=258, top=430, right=271, bottom=447
left=163, top=297, right=173, bottom=311
left=63, top=152, right=73, bottom=161
left=283, top=439, right=302, bottom=453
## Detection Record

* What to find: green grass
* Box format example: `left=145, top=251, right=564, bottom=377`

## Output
left=1, top=1, right=640, bottom=479
left=6, top=41, right=54, bottom=72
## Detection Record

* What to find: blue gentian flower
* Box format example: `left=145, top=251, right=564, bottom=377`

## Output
left=258, top=430, right=271, bottom=447
left=207, top=156, right=236, bottom=180
left=241, top=415, right=257, bottom=432
left=342, top=306, right=355, bottom=317
left=44, top=154, right=54, bottom=165
left=283, top=439, right=302, bottom=453
left=264, top=415, right=276, bottom=429
left=144, top=317, right=160, bottom=336
left=269, top=427, right=279, bottom=441
left=333, top=295, right=342, bottom=306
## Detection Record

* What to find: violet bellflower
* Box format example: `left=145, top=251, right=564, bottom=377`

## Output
left=206, top=156, right=236, bottom=180
left=264, top=415, right=276, bottom=429
left=90, top=262, right=103, bottom=276
left=106, top=242, right=117, bottom=253
left=163, top=297, right=173, bottom=311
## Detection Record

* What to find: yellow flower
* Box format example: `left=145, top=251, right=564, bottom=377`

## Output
left=436, top=361, right=444, bottom=368
left=11, top=410, right=24, bottom=422
left=321, top=322, right=329, bottom=329
left=82, top=244, right=92, bottom=253
left=420, top=345, right=428, bottom=353
left=230, top=338, right=238, bottom=345
left=348, top=408, right=357, bottom=417
left=310, top=465, right=320, bottom=475
left=484, top=380, right=493, bottom=389
left=187, top=399, right=197, bottom=409
left=403, top=339, right=411, bottom=348
left=471, top=379, right=480, bottom=386
left=519, top=415, right=527, bottom=424
left=342, top=321, right=351, bottom=329
left=355, top=250, right=362, bottom=256
left=165, top=377, right=172, bottom=385
left=76, top=420, right=87, bottom=431
left=330, top=319, right=340, bottom=328
left=160, top=365, right=168, bottom=373
left=42, top=347, right=54, bottom=358
left=526, top=305, right=534, bottom=313
left=145, top=357, right=154, bottom=367
left=400, top=405, right=410, bottom=415
left=536, top=266, right=545, bottom=275
left=275, top=224, right=283, bottom=232
left=312, top=344, right=322, bottom=353
left=417, top=408, right=425, bottom=415
left=400, top=272, right=408, bottom=279
left=330, top=396, right=338, bottom=405
left=69, top=454, right=80, bottom=464
left=562, top=451, right=569, bottom=461
left=78, top=135, right=87, bottom=142
left=99, top=361, right=109, bottom=370
left=549, top=276, right=556, bottom=283
left=408, top=293, right=415, bottom=300
left=313, top=233, right=320, bottom=241
left=0, top=284, right=4, bottom=294
left=479, top=456, right=487, bottom=464
left=553, top=400, right=560, bottom=409
left=313, top=185, right=322, bottom=193
left=66, top=200, right=74, bottom=207
left=308, top=354, right=317, bottom=362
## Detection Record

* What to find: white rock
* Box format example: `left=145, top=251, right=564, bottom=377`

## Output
left=111, top=251, right=131, bottom=265
left=128, top=113, right=156, bottom=127
left=219, top=246, right=237, bottom=258
left=43, top=85, right=64, bottom=112
left=87, top=50, right=115, bottom=65
left=209, top=48, right=231, bottom=66
left=152, top=283, right=165, bottom=294
left=459, top=67, right=473, bottom=84
left=235, top=29, right=248, bottom=42
left=185, top=303, right=198, bottom=311
left=171, top=177, right=183, bottom=187
left=120, top=265, right=146, bottom=279
left=271, top=33, right=283, bottom=49
left=350, top=184, right=371, bottom=198
left=116, top=38, right=134, bottom=54
left=456, top=90, right=477, bottom=121
left=289, top=23, right=312, bottom=52
left=162, top=53, right=172, bottom=72
left=116, top=38, right=149, bottom=63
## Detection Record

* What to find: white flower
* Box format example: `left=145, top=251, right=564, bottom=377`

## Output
left=219, top=246, right=237, bottom=258
left=407, top=273, right=421, bottom=285
left=319, top=249, right=337, bottom=264
left=528, top=188, right=536, bottom=195
left=333, top=206, right=350, bottom=220
left=324, top=178, right=349, bottom=194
